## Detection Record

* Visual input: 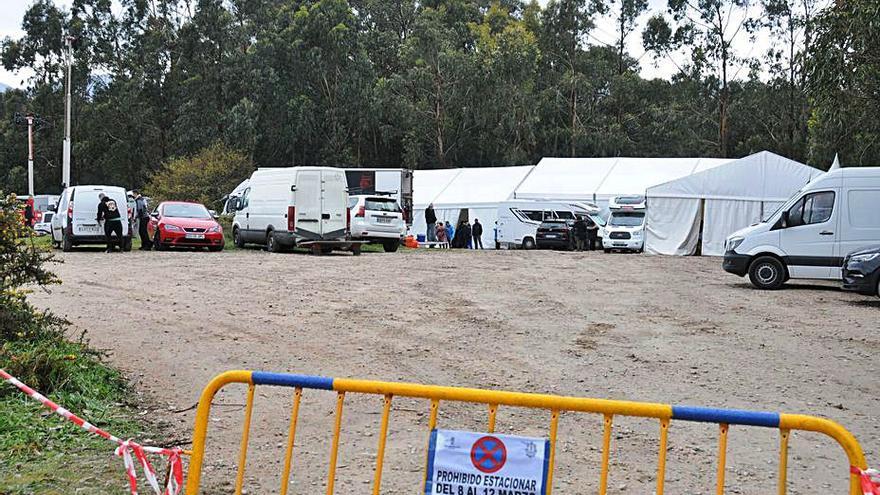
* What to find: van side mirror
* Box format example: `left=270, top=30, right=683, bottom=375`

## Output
left=780, top=210, right=789, bottom=228
left=209, top=209, right=219, bottom=219
left=150, top=211, right=159, bottom=219
left=228, top=198, right=240, bottom=211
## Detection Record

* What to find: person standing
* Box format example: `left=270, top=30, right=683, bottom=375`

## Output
left=425, top=203, right=437, bottom=242
left=462, top=221, right=473, bottom=249
left=435, top=222, right=448, bottom=244
left=573, top=216, right=588, bottom=251
left=133, top=191, right=152, bottom=250
left=445, top=221, right=454, bottom=244
left=97, top=193, right=124, bottom=252
left=586, top=217, right=599, bottom=251
left=472, top=219, right=484, bottom=249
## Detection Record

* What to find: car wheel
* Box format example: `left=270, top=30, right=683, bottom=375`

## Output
left=153, top=231, right=165, bottom=251
left=233, top=228, right=245, bottom=248
left=876, top=277, right=880, bottom=298
left=266, top=230, right=282, bottom=253
left=522, top=237, right=536, bottom=250
left=383, top=240, right=399, bottom=253
left=748, top=256, right=786, bottom=290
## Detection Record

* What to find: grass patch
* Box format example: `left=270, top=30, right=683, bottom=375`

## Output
left=1, top=195, right=165, bottom=494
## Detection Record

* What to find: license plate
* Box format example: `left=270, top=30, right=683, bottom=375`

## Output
left=186, top=233, right=205, bottom=239
left=614, top=243, right=626, bottom=247
left=375, top=216, right=391, bottom=224
left=79, top=225, right=100, bottom=233
left=545, top=234, right=557, bottom=238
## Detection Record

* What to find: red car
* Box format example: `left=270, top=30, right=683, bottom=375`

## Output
left=148, top=201, right=224, bottom=251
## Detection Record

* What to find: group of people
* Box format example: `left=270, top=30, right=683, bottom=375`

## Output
left=424, top=203, right=485, bottom=249
left=572, top=215, right=600, bottom=251
left=96, top=190, right=151, bottom=252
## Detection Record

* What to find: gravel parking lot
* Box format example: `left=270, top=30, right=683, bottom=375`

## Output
left=31, top=248, right=880, bottom=494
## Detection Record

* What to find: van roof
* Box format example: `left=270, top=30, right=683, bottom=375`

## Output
left=806, top=167, right=880, bottom=190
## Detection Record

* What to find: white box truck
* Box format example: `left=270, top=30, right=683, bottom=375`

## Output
left=497, top=200, right=602, bottom=249
left=723, top=167, right=880, bottom=289
left=230, top=167, right=360, bottom=254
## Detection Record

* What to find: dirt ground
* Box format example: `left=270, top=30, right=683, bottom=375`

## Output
left=29, top=247, right=880, bottom=494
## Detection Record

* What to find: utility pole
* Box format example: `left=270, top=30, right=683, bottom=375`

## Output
left=62, top=35, right=75, bottom=189
left=27, top=113, right=34, bottom=196
left=14, top=112, right=50, bottom=195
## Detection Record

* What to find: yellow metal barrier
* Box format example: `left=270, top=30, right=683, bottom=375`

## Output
left=185, top=370, right=868, bottom=494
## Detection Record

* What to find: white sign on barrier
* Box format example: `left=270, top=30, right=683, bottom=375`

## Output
left=424, top=429, right=549, bottom=495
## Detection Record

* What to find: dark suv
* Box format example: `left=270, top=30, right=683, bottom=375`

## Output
left=536, top=220, right=575, bottom=250
left=842, top=245, right=880, bottom=298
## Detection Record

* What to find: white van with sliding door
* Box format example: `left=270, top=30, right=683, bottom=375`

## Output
left=51, top=185, right=132, bottom=252
left=723, top=167, right=880, bottom=289
left=230, top=167, right=356, bottom=254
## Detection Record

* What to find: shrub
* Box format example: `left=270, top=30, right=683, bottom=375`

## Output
left=145, top=142, right=254, bottom=209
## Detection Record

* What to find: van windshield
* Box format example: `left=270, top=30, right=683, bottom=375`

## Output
left=609, top=211, right=645, bottom=227
left=761, top=189, right=803, bottom=222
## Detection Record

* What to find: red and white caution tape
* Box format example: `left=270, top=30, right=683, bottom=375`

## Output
left=852, top=466, right=880, bottom=495
left=0, top=368, right=183, bottom=495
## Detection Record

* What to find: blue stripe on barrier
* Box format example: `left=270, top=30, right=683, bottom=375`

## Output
left=672, top=405, right=780, bottom=428
left=251, top=371, right=334, bottom=390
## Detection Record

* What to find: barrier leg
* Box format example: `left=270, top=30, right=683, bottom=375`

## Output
left=716, top=423, right=729, bottom=495
left=372, top=394, right=393, bottom=495
left=777, top=429, right=789, bottom=495
left=234, top=384, right=256, bottom=495
left=657, top=418, right=669, bottom=495
left=546, top=410, right=560, bottom=495
left=422, top=399, right=441, bottom=493
left=326, top=392, right=345, bottom=495
left=599, top=414, right=613, bottom=495
left=280, top=388, right=303, bottom=495
left=488, top=403, right=498, bottom=433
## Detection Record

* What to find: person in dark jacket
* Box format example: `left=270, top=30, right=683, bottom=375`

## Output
left=573, top=216, right=588, bottom=251
left=133, top=191, right=152, bottom=250
left=97, top=193, right=124, bottom=252
left=586, top=217, right=599, bottom=251
left=425, top=203, right=437, bottom=242
left=461, top=221, right=472, bottom=249
left=472, top=219, right=484, bottom=249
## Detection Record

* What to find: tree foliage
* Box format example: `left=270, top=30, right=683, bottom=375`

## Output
left=0, top=0, right=874, bottom=196
left=145, top=142, right=254, bottom=208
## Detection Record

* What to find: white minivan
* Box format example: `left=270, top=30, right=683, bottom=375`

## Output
left=230, top=167, right=355, bottom=254
left=51, top=185, right=132, bottom=251
left=723, top=167, right=880, bottom=289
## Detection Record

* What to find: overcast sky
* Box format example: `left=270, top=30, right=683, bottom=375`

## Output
left=0, top=0, right=770, bottom=89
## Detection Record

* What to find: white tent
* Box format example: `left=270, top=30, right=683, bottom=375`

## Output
left=514, top=157, right=732, bottom=210
left=645, top=151, right=823, bottom=256
left=413, top=166, right=534, bottom=246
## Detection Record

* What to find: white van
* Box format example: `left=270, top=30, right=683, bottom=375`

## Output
left=51, top=185, right=132, bottom=251
left=603, top=195, right=646, bottom=253
left=497, top=200, right=601, bottom=249
left=230, top=167, right=355, bottom=253
left=723, top=167, right=880, bottom=289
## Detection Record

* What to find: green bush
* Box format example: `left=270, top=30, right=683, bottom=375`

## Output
left=145, top=142, right=254, bottom=209
left=0, top=192, right=138, bottom=464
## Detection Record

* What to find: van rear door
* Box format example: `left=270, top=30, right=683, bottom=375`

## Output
left=321, top=169, right=348, bottom=238
left=72, top=188, right=104, bottom=237
left=294, top=170, right=322, bottom=239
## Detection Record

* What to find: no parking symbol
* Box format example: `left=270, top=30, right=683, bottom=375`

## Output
left=425, top=429, right=549, bottom=495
